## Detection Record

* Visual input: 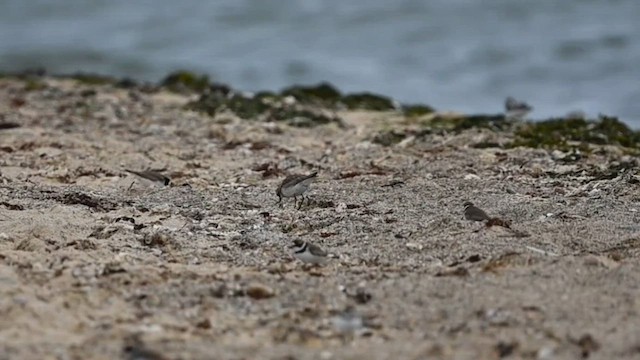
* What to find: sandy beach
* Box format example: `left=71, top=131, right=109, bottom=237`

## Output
left=1, top=75, right=639, bottom=359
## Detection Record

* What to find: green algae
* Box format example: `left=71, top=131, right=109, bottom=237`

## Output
left=402, top=104, right=435, bottom=118
left=186, top=92, right=340, bottom=128
left=421, top=114, right=511, bottom=132
left=7, top=69, right=638, bottom=151
left=510, top=116, right=640, bottom=150
left=280, top=82, right=342, bottom=105
left=186, top=92, right=270, bottom=119
left=225, top=94, right=273, bottom=120
left=280, top=83, right=438, bottom=115
left=341, top=92, right=396, bottom=111
left=160, top=70, right=210, bottom=93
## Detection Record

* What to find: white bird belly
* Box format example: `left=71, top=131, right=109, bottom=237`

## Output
left=294, top=251, right=326, bottom=264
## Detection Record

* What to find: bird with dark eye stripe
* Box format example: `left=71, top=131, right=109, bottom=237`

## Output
left=290, top=239, right=328, bottom=264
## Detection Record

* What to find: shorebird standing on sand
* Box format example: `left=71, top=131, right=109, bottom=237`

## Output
left=463, top=201, right=491, bottom=222
left=276, top=171, right=318, bottom=209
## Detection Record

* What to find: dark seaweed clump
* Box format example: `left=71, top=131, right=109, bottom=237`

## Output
left=160, top=70, right=211, bottom=93
left=185, top=91, right=341, bottom=128
left=186, top=80, right=435, bottom=128
left=372, top=114, right=511, bottom=147
left=402, top=104, right=435, bottom=118
left=424, top=114, right=511, bottom=132
left=510, top=115, right=640, bottom=150
left=282, top=84, right=396, bottom=111
left=280, top=82, right=342, bottom=106
left=14, top=70, right=431, bottom=125
left=372, top=114, right=640, bottom=151
left=341, top=92, right=396, bottom=111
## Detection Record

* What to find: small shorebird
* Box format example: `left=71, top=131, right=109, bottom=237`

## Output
left=125, top=169, right=171, bottom=186
left=290, top=239, right=328, bottom=265
left=276, top=171, right=318, bottom=209
left=505, top=96, right=533, bottom=120
left=463, top=201, right=491, bottom=222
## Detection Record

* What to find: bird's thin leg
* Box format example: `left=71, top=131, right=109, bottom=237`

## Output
left=297, top=196, right=303, bottom=210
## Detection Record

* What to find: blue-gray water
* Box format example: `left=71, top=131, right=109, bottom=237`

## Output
left=1, top=1, right=639, bottom=125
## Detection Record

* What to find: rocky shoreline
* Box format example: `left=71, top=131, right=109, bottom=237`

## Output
left=1, top=72, right=640, bottom=359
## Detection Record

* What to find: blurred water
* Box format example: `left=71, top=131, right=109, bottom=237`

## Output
left=1, top=0, right=639, bottom=124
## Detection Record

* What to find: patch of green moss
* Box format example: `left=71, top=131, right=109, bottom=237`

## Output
left=254, top=91, right=280, bottom=101
left=160, top=70, right=210, bottom=93
left=402, top=104, right=435, bottom=117
left=23, top=79, right=47, bottom=91
left=253, top=91, right=285, bottom=106
left=226, top=94, right=272, bottom=119
left=280, top=82, right=342, bottom=105
left=509, top=116, right=640, bottom=150
left=341, top=92, right=395, bottom=111
left=421, top=114, right=511, bottom=133
left=186, top=91, right=341, bottom=128
left=186, top=92, right=270, bottom=119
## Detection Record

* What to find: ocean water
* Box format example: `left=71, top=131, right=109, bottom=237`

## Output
left=1, top=0, right=639, bottom=125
